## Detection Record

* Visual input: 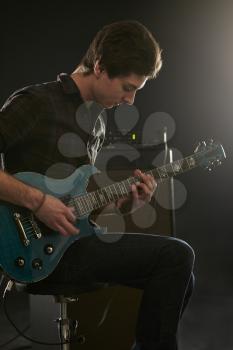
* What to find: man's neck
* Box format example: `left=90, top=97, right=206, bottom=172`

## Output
left=70, top=71, right=94, bottom=101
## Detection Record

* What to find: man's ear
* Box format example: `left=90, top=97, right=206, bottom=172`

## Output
left=93, top=61, right=102, bottom=78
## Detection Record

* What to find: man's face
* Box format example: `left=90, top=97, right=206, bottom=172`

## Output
left=93, top=66, right=148, bottom=109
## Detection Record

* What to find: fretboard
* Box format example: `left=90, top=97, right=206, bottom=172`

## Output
left=69, top=151, right=202, bottom=217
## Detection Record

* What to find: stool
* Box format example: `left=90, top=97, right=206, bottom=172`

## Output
left=16, top=280, right=109, bottom=350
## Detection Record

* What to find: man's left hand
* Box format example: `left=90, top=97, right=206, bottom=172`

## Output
left=116, top=169, right=157, bottom=214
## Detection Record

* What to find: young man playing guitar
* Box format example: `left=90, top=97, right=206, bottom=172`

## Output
left=0, top=21, right=194, bottom=350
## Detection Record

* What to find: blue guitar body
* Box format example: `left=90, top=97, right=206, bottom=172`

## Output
left=0, top=164, right=104, bottom=283
left=0, top=140, right=226, bottom=283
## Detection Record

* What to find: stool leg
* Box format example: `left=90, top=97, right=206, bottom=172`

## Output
left=56, top=296, right=81, bottom=350
left=61, top=300, right=69, bottom=350
left=57, top=298, right=71, bottom=350
left=55, top=295, right=87, bottom=349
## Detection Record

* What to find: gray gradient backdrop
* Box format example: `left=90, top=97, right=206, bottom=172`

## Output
left=0, top=1, right=233, bottom=349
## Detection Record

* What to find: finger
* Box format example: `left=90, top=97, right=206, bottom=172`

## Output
left=140, top=172, right=153, bottom=185
left=60, top=218, right=80, bottom=235
left=131, top=183, right=139, bottom=200
left=55, top=224, right=70, bottom=237
left=116, top=197, right=128, bottom=208
left=134, top=169, right=142, bottom=179
left=136, top=181, right=151, bottom=195
left=134, top=170, right=151, bottom=187
left=66, top=207, right=77, bottom=223
left=136, top=183, right=152, bottom=202
left=142, top=174, right=156, bottom=192
left=134, top=170, right=156, bottom=194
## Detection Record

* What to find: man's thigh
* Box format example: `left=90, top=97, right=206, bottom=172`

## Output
left=47, top=233, right=185, bottom=286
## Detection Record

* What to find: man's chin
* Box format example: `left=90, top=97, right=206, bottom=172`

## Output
left=104, top=104, right=115, bottom=109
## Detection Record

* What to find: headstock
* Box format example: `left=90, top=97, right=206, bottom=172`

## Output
left=194, top=139, right=226, bottom=171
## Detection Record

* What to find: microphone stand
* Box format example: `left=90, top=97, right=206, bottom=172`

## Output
left=168, top=148, right=176, bottom=237
left=162, top=128, right=176, bottom=237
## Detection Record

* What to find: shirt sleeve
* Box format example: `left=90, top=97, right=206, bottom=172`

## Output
left=0, top=90, right=41, bottom=153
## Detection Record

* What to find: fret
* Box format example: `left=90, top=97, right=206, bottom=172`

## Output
left=108, top=185, right=116, bottom=201
left=76, top=198, right=84, bottom=213
left=122, top=181, right=129, bottom=194
left=104, top=187, right=112, bottom=202
left=160, top=166, right=169, bottom=178
left=150, top=169, right=158, bottom=180
left=90, top=192, right=99, bottom=209
left=104, top=186, right=113, bottom=202
left=185, top=157, right=191, bottom=169
left=79, top=196, right=88, bottom=213
left=93, top=191, right=102, bottom=208
left=167, top=163, right=176, bottom=176
left=75, top=198, right=83, bottom=213
left=82, top=196, right=91, bottom=213
left=112, top=184, right=121, bottom=199
left=178, top=159, right=183, bottom=171
left=86, top=194, right=94, bottom=211
left=102, top=188, right=111, bottom=204
left=71, top=198, right=80, bottom=216
left=186, top=156, right=196, bottom=169
left=147, top=170, right=155, bottom=179
left=156, top=167, right=167, bottom=180
left=116, top=182, right=125, bottom=197
left=97, top=189, right=107, bottom=206
left=172, top=160, right=182, bottom=174
left=178, top=158, right=188, bottom=172
left=115, top=183, right=122, bottom=197
left=67, top=143, right=224, bottom=218
left=128, top=177, right=138, bottom=186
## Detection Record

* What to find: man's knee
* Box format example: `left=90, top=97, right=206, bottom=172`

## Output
left=162, top=238, right=195, bottom=270
left=177, top=239, right=194, bottom=265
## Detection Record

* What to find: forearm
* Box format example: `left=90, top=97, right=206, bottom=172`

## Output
left=0, top=170, right=44, bottom=211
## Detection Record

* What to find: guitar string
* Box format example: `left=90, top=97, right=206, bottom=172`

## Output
left=15, top=146, right=219, bottom=236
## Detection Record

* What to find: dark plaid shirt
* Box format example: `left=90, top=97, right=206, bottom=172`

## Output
left=0, top=73, right=106, bottom=177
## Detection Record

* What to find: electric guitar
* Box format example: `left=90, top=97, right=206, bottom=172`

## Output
left=0, top=140, right=226, bottom=283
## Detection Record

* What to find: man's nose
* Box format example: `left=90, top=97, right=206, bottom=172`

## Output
left=122, top=91, right=136, bottom=105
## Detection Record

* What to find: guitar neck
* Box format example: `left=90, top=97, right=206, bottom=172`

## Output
left=70, top=151, right=202, bottom=217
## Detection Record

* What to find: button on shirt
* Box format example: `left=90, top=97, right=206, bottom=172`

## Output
left=0, top=73, right=106, bottom=177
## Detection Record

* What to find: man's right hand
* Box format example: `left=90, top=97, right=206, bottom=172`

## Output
left=34, top=194, right=80, bottom=236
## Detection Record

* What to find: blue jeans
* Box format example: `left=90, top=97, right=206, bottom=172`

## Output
left=32, top=233, right=195, bottom=350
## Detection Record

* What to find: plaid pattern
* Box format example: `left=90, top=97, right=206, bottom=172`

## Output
left=0, top=73, right=105, bottom=176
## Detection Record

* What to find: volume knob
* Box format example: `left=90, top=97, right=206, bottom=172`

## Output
left=44, top=244, right=54, bottom=255
left=15, top=257, right=25, bottom=268
left=32, top=258, right=43, bottom=270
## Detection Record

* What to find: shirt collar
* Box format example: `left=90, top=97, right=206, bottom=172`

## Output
left=57, top=72, right=105, bottom=126
left=57, top=73, right=80, bottom=94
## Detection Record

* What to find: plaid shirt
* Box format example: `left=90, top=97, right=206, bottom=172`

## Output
left=0, top=73, right=106, bottom=177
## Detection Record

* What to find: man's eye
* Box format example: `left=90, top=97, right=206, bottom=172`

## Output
left=123, top=86, right=134, bottom=92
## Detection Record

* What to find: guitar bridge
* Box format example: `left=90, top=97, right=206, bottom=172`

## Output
left=13, top=212, right=30, bottom=246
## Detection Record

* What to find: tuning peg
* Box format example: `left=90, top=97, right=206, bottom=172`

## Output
left=194, top=140, right=207, bottom=153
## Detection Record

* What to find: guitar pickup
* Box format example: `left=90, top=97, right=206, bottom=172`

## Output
left=30, top=215, right=42, bottom=239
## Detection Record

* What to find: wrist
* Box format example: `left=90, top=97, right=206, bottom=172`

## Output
left=32, top=193, right=46, bottom=213
left=26, top=189, right=47, bottom=213
left=118, top=200, right=133, bottom=216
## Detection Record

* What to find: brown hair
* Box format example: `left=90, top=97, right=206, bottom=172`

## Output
left=78, top=20, right=162, bottom=79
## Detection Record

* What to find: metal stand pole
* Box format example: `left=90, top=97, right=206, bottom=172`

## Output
left=168, top=149, right=176, bottom=237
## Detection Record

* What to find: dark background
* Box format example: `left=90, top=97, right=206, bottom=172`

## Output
left=0, top=1, right=233, bottom=349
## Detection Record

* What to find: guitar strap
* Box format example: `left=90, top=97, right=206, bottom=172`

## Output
left=0, top=153, right=5, bottom=171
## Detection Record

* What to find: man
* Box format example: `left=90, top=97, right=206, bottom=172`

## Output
left=0, top=20, right=194, bottom=350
